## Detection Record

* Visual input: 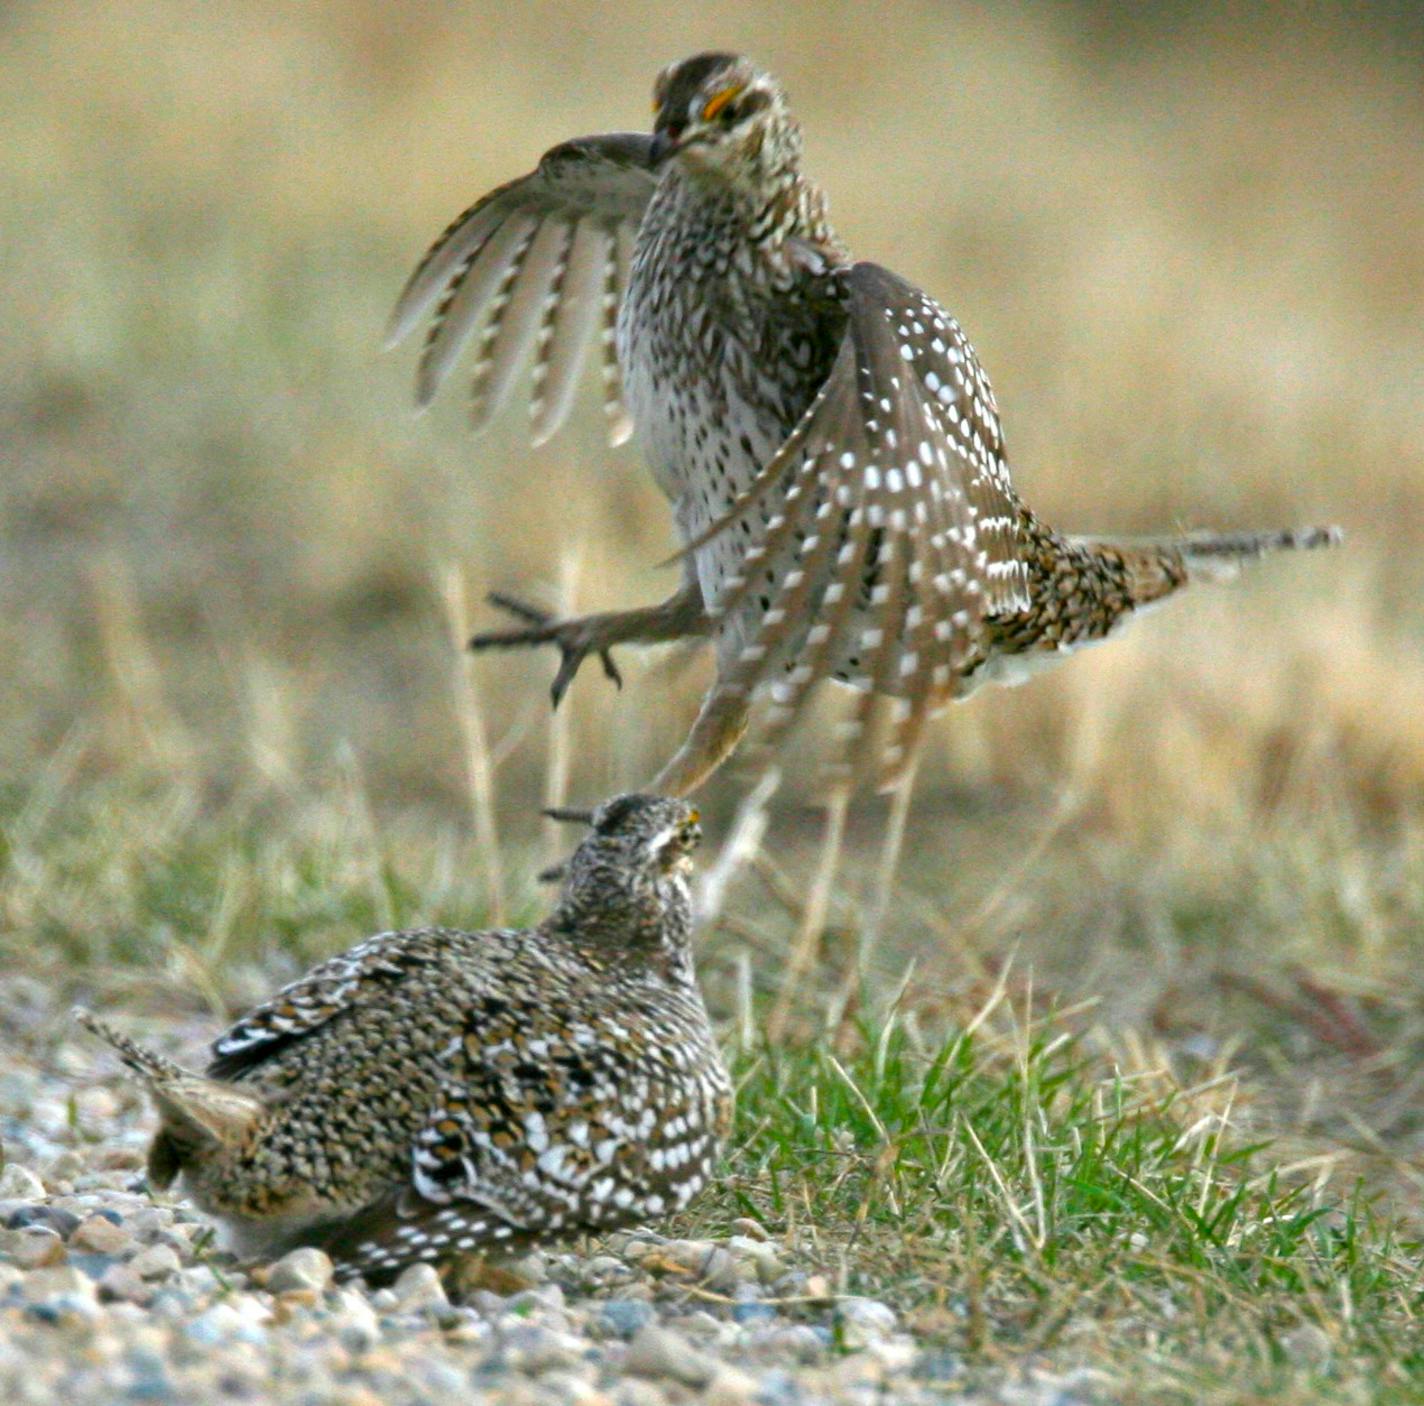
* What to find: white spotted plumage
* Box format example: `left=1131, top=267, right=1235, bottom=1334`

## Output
left=86, top=796, right=730, bottom=1286
left=391, top=53, right=1341, bottom=794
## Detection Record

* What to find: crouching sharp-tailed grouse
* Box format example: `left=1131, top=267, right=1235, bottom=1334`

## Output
left=389, top=51, right=1340, bottom=793
left=75, top=795, right=731, bottom=1284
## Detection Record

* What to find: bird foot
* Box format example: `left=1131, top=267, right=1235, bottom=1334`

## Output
left=444, top=1251, right=540, bottom=1302
left=470, top=593, right=623, bottom=708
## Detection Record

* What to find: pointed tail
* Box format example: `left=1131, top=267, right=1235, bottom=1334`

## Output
left=72, top=1006, right=193, bottom=1085
left=1070, top=524, right=1342, bottom=602
left=72, top=1007, right=263, bottom=1182
left=1166, top=524, right=1342, bottom=583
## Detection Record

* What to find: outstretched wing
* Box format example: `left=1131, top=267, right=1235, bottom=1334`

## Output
left=684, top=260, right=1032, bottom=787
left=206, top=930, right=448, bottom=1080
left=387, top=132, right=658, bottom=447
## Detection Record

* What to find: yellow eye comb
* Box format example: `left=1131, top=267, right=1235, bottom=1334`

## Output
left=701, top=84, right=743, bottom=122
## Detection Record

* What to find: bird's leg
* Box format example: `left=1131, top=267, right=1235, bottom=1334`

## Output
left=470, top=577, right=710, bottom=709
left=862, top=749, right=922, bottom=950
left=648, top=685, right=753, bottom=796
left=767, top=782, right=851, bottom=1042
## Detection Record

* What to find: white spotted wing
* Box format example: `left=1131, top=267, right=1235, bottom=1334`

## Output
left=680, top=261, right=1032, bottom=786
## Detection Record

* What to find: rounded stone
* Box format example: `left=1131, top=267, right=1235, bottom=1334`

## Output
left=596, top=1297, right=656, bottom=1339
left=44, top=1149, right=87, bottom=1184
left=0, top=1224, right=67, bottom=1269
left=834, top=1295, right=898, bottom=1349
left=704, top=1364, right=761, bottom=1406
left=1281, top=1322, right=1332, bottom=1369
left=730, top=1298, right=778, bottom=1326
left=97, top=1261, right=151, bottom=1303
left=265, top=1246, right=335, bottom=1294
left=21, top=1263, right=98, bottom=1303
left=183, top=1304, right=243, bottom=1345
left=7, top=1203, right=81, bottom=1237
left=329, top=1287, right=381, bottom=1350
left=625, top=1323, right=717, bottom=1388
left=129, top=1243, right=182, bottom=1281
left=390, top=1261, right=448, bottom=1312
left=0, top=1164, right=45, bottom=1199
left=71, top=1213, right=134, bottom=1254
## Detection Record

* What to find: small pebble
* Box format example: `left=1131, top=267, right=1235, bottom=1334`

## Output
left=731, top=1298, right=778, bottom=1326
left=597, top=1298, right=656, bottom=1339
left=834, top=1296, right=898, bottom=1348
left=1281, top=1322, right=1333, bottom=1369
left=45, top=1149, right=87, bottom=1183
left=265, top=1246, right=335, bottom=1294
left=390, top=1262, right=448, bottom=1312
left=129, top=1244, right=182, bottom=1281
left=502, top=1321, right=582, bottom=1373
left=8, top=1203, right=81, bottom=1237
left=329, top=1287, right=381, bottom=1350
left=761, top=1324, right=827, bottom=1361
left=71, top=1213, right=134, bottom=1254
left=0, top=1164, right=45, bottom=1199
left=1, top=1224, right=67, bottom=1269
left=21, top=1263, right=98, bottom=1303
left=625, top=1323, right=718, bottom=1388
left=609, top=1379, right=670, bottom=1406
left=183, top=1303, right=245, bottom=1345
left=581, top=1253, right=636, bottom=1286
left=704, top=1363, right=761, bottom=1406
left=98, top=1261, right=151, bottom=1303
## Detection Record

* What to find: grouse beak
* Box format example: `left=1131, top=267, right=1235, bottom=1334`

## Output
left=654, top=811, right=701, bottom=873
left=543, top=806, right=595, bottom=825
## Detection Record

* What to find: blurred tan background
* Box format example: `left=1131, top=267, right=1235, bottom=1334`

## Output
left=2, top=1, right=1422, bottom=1123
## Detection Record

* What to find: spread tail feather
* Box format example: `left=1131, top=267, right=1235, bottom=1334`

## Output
left=72, top=1007, right=263, bottom=1181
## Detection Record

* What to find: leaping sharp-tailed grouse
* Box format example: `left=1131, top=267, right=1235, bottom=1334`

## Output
left=389, top=51, right=1340, bottom=793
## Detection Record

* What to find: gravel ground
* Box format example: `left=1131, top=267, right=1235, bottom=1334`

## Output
left=0, top=985, right=1093, bottom=1405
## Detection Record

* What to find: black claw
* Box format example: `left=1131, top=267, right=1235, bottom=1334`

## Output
left=471, top=591, right=622, bottom=705
left=550, top=661, right=575, bottom=710
left=486, top=592, right=551, bottom=628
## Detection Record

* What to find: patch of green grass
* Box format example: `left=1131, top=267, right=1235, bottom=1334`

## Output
left=704, top=1002, right=1423, bottom=1400
left=8, top=774, right=1422, bottom=1401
